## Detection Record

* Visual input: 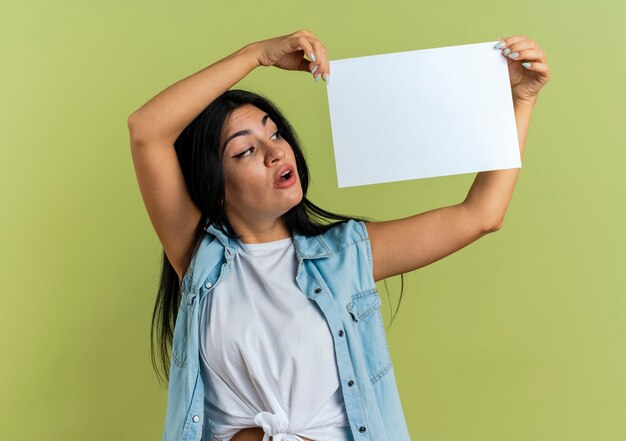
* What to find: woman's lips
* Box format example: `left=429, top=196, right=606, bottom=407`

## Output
left=274, top=171, right=296, bottom=189
left=274, top=164, right=294, bottom=184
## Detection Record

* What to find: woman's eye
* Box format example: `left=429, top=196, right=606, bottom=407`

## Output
left=238, top=146, right=254, bottom=158
left=235, top=132, right=280, bottom=159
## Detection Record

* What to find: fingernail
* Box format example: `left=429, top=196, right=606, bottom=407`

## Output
left=315, top=73, right=321, bottom=83
left=311, top=65, right=318, bottom=75
left=494, top=41, right=506, bottom=49
left=503, top=48, right=511, bottom=56
left=508, top=51, right=519, bottom=59
left=522, top=62, right=531, bottom=69
left=325, top=73, right=330, bottom=85
left=310, top=53, right=316, bottom=62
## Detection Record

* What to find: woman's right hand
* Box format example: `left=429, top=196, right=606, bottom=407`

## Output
left=249, top=29, right=330, bottom=83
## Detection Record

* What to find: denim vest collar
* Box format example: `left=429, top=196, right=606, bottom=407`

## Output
left=203, top=222, right=333, bottom=260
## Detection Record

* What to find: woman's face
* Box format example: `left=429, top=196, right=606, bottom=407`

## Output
left=220, top=104, right=303, bottom=226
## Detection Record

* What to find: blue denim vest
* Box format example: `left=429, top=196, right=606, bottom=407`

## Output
left=162, top=219, right=411, bottom=441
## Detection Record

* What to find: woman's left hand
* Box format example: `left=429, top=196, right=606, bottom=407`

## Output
left=496, top=35, right=551, bottom=105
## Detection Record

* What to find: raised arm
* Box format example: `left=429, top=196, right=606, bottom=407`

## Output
left=366, top=35, right=551, bottom=282
left=128, top=30, right=332, bottom=280
left=127, top=44, right=260, bottom=281
left=128, top=44, right=259, bottom=144
left=366, top=98, right=534, bottom=282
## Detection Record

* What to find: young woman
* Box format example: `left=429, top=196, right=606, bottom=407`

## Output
left=128, top=29, right=550, bottom=441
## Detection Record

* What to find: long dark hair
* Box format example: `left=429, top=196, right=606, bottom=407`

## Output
left=150, top=89, right=406, bottom=388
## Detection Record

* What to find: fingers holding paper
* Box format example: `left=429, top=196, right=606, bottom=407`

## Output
left=495, top=35, right=551, bottom=105
left=251, top=29, right=331, bottom=84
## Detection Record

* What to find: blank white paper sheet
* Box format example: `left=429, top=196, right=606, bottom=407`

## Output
left=325, top=40, right=521, bottom=188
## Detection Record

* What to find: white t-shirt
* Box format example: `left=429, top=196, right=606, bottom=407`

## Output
left=198, top=235, right=351, bottom=441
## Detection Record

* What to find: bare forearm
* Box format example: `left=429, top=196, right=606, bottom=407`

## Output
left=128, top=43, right=260, bottom=145
left=462, top=97, right=537, bottom=230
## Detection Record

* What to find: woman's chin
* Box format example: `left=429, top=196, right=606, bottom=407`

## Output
left=282, top=192, right=303, bottom=212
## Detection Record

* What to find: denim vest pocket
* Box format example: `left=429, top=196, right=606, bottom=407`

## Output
left=346, top=288, right=392, bottom=384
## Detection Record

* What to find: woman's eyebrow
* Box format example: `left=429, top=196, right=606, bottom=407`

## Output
left=222, top=114, right=270, bottom=155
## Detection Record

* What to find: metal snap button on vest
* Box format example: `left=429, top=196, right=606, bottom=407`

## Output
left=314, top=287, right=321, bottom=294
left=348, top=380, right=354, bottom=387
left=338, top=329, right=344, bottom=337
left=359, top=426, right=367, bottom=433
left=192, top=415, right=200, bottom=422
left=205, top=282, right=212, bottom=289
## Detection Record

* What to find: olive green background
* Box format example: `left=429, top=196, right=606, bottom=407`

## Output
left=2, top=0, right=624, bottom=440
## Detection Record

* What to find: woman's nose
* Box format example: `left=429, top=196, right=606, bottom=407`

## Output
left=265, top=143, right=286, bottom=165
